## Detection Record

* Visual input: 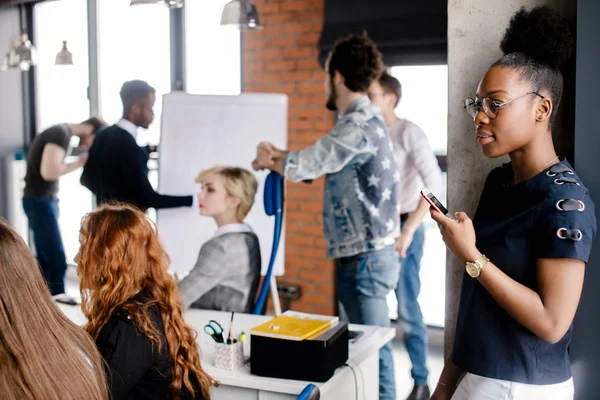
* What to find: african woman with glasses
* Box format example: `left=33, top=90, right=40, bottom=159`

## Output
left=430, top=7, right=596, bottom=400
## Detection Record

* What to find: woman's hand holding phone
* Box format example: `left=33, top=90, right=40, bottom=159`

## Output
left=422, top=188, right=480, bottom=264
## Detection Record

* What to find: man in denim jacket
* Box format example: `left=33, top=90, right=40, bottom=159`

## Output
left=253, top=34, right=400, bottom=400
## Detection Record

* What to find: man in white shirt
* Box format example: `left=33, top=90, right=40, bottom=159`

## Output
left=368, top=71, right=443, bottom=400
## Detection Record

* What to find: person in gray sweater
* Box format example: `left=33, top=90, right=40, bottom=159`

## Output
left=178, top=166, right=261, bottom=313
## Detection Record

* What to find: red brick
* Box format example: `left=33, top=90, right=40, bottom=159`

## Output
left=281, top=268, right=299, bottom=278
left=293, top=303, right=314, bottom=313
left=245, top=61, right=265, bottom=73
left=316, top=261, right=333, bottom=271
left=258, top=3, right=280, bottom=15
left=289, top=95, right=314, bottom=107
left=286, top=210, right=315, bottom=223
left=262, top=84, right=296, bottom=95
left=314, top=237, right=327, bottom=249
left=250, top=24, right=281, bottom=37
left=283, top=71, right=313, bottom=82
left=281, top=0, right=312, bottom=13
left=296, top=11, right=324, bottom=23
left=265, top=13, right=295, bottom=25
left=284, top=245, right=299, bottom=257
left=289, top=119, right=314, bottom=130
left=298, top=32, right=321, bottom=46
left=299, top=224, right=324, bottom=235
left=242, top=52, right=256, bottom=64
left=297, top=82, right=324, bottom=94
left=287, top=185, right=320, bottom=196
left=243, top=84, right=259, bottom=92
left=246, top=39, right=266, bottom=50
left=313, top=304, right=334, bottom=315
left=311, top=95, right=328, bottom=108
left=285, top=223, right=303, bottom=237
left=285, top=259, right=314, bottom=272
left=288, top=189, right=319, bottom=201
left=286, top=234, right=314, bottom=247
left=297, top=108, right=326, bottom=119
left=298, top=202, right=322, bottom=213
left=315, top=283, right=335, bottom=296
left=300, top=269, right=331, bottom=282
left=294, top=247, right=325, bottom=259
left=254, top=72, right=281, bottom=84
left=283, top=47, right=313, bottom=60
left=301, top=293, right=330, bottom=305
left=281, top=277, right=310, bottom=287
left=265, top=60, right=296, bottom=72
left=297, top=130, right=324, bottom=140
left=268, top=36, right=298, bottom=48
left=315, top=120, right=333, bottom=131
left=313, top=70, right=326, bottom=81
left=297, top=58, right=321, bottom=71
left=256, top=48, right=283, bottom=60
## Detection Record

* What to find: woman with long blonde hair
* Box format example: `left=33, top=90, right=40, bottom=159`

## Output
left=76, top=203, right=216, bottom=400
left=0, top=218, right=107, bottom=400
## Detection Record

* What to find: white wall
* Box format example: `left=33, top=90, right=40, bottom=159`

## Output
left=0, top=7, right=25, bottom=219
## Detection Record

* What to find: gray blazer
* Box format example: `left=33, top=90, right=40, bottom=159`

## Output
left=178, top=232, right=261, bottom=313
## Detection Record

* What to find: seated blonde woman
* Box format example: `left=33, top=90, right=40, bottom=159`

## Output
left=179, top=166, right=261, bottom=313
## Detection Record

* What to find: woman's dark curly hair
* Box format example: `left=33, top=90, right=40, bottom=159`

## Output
left=326, top=33, right=384, bottom=93
left=492, top=6, right=574, bottom=123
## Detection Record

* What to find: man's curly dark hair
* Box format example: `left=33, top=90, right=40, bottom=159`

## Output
left=326, top=33, right=384, bottom=93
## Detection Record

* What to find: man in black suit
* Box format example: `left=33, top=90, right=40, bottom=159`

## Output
left=81, top=80, right=194, bottom=211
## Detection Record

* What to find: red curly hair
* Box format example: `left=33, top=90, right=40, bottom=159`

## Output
left=76, top=203, right=217, bottom=399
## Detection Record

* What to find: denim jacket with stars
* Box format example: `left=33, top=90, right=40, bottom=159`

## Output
left=285, top=96, right=400, bottom=259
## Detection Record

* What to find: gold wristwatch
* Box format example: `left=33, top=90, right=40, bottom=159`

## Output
left=465, top=255, right=489, bottom=278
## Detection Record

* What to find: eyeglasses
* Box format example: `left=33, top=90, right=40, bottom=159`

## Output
left=464, top=91, right=545, bottom=119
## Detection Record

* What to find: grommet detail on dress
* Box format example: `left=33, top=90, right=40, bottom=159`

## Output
left=556, top=199, right=585, bottom=212
left=554, top=177, right=580, bottom=186
left=557, top=228, right=582, bottom=241
left=546, top=164, right=574, bottom=177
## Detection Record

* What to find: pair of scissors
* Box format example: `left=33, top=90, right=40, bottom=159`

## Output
left=203, top=320, right=225, bottom=343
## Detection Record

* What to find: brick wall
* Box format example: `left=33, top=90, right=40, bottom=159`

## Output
left=242, top=0, right=336, bottom=315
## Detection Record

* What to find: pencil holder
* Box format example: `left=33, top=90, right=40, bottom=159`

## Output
left=214, top=340, right=244, bottom=370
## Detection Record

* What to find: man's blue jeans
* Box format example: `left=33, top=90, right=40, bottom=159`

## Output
left=396, top=222, right=429, bottom=385
left=22, top=196, right=67, bottom=295
left=336, top=245, right=399, bottom=400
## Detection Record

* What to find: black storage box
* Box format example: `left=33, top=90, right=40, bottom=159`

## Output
left=250, top=322, right=349, bottom=382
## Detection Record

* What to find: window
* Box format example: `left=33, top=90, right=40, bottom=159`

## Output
left=185, top=0, right=240, bottom=95
left=388, top=65, right=448, bottom=327
left=34, top=0, right=91, bottom=265
left=97, top=0, right=171, bottom=146
left=31, top=1, right=242, bottom=272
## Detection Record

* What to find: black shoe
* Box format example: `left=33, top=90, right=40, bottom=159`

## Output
left=52, top=293, right=80, bottom=306
left=406, top=384, right=430, bottom=400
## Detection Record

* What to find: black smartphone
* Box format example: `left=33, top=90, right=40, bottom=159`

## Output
left=348, top=330, right=364, bottom=342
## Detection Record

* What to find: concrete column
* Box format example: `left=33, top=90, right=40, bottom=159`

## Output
left=445, top=0, right=576, bottom=355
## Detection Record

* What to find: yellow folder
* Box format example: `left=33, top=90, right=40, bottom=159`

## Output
left=249, top=315, right=332, bottom=341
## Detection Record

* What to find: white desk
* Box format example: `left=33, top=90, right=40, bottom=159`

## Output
left=58, top=305, right=394, bottom=400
